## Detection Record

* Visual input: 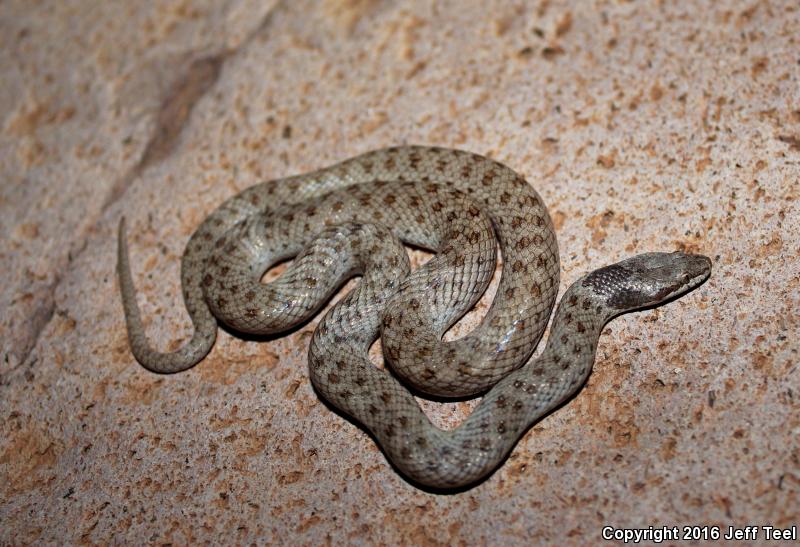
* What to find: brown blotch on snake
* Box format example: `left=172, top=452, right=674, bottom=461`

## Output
left=117, top=145, right=711, bottom=489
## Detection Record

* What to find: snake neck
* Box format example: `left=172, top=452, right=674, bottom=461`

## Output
left=538, top=281, right=610, bottom=395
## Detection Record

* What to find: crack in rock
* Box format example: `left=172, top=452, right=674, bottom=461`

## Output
left=4, top=280, right=57, bottom=371
left=141, top=53, right=228, bottom=168
left=102, top=1, right=284, bottom=212
left=3, top=4, right=285, bottom=380
left=104, top=52, right=228, bottom=210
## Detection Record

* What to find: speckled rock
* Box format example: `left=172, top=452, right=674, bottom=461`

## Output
left=1, top=0, right=798, bottom=544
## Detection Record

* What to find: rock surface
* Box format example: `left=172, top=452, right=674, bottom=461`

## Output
left=1, top=0, right=798, bottom=544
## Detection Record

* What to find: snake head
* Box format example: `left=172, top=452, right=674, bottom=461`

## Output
left=582, top=252, right=712, bottom=312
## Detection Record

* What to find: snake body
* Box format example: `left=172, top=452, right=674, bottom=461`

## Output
left=118, top=146, right=711, bottom=488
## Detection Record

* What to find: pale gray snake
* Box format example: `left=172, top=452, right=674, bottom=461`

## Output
left=118, top=145, right=711, bottom=488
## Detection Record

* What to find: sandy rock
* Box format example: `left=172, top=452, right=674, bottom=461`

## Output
left=1, top=0, right=797, bottom=544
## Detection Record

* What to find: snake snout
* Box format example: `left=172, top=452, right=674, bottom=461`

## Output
left=670, top=252, right=712, bottom=289
left=644, top=252, right=712, bottom=305
left=582, top=252, right=712, bottom=312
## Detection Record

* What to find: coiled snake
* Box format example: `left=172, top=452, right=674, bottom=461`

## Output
left=118, top=146, right=711, bottom=488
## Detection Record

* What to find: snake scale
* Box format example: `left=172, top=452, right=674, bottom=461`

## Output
left=118, top=145, right=711, bottom=488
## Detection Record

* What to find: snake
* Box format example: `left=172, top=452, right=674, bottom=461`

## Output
left=117, top=145, right=711, bottom=489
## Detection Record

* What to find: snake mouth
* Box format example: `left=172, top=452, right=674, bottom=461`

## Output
left=673, top=253, right=712, bottom=291
left=585, top=252, right=712, bottom=311
left=648, top=253, right=712, bottom=306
